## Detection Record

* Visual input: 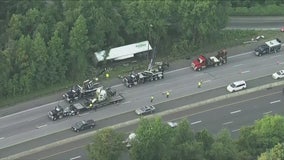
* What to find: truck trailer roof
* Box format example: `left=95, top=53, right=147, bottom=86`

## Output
left=265, top=39, right=281, bottom=48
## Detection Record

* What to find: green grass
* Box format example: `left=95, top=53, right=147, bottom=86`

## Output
left=0, top=82, right=73, bottom=108
left=1, top=29, right=283, bottom=108
left=228, top=4, right=284, bottom=16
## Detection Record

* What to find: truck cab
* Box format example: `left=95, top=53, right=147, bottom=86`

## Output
left=191, top=55, right=206, bottom=71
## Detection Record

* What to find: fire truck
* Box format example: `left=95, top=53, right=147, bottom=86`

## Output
left=191, top=49, right=227, bottom=71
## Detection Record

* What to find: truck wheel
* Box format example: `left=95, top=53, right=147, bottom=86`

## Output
left=128, top=84, right=132, bottom=88
left=53, top=117, right=57, bottom=121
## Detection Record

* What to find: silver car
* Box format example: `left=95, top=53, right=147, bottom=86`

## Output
left=135, top=105, right=155, bottom=115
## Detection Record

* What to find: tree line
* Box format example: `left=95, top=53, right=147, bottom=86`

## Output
left=0, top=0, right=228, bottom=98
left=88, top=115, right=284, bottom=160
left=1, top=0, right=282, bottom=98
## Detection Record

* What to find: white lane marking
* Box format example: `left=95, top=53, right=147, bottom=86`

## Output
left=70, top=155, right=81, bottom=160
left=0, top=101, right=60, bottom=120
left=223, top=121, right=233, bottom=125
left=270, top=100, right=281, bottom=104
left=166, top=67, right=189, bottom=74
left=36, top=124, right=47, bottom=129
left=229, top=51, right=253, bottom=58
left=232, top=64, right=244, bottom=67
left=203, top=80, right=211, bottom=83
left=232, top=129, right=240, bottom=132
left=240, top=70, right=250, bottom=74
left=122, top=101, right=131, bottom=104
left=156, top=83, right=170, bottom=86
left=0, top=137, right=5, bottom=140
left=191, top=120, right=202, bottom=125
left=263, top=111, right=272, bottom=115
left=112, top=84, right=123, bottom=88
left=230, top=110, right=241, bottom=114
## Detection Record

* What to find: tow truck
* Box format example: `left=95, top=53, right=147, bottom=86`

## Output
left=48, top=103, right=91, bottom=121
left=63, top=80, right=103, bottom=103
left=49, top=87, right=124, bottom=121
left=191, top=49, right=227, bottom=71
left=122, top=48, right=167, bottom=88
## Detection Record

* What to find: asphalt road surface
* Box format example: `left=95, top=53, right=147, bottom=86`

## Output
left=227, top=16, right=284, bottom=30
left=0, top=16, right=284, bottom=159
left=18, top=85, right=284, bottom=160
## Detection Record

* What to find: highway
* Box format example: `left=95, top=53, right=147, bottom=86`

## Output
left=0, top=50, right=284, bottom=152
left=0, top=17, right=284, bottom=159
left=17, top=84, right=284, bottom=160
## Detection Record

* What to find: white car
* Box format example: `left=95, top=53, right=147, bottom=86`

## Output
left=272, top=70, right=284, bottom=79
left=167, top=121, right=178, bottom=128
left=227, top=80, right=247, bottom=92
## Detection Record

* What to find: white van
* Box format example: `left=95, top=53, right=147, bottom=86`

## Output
left=227, top=80, right=247, bottom=92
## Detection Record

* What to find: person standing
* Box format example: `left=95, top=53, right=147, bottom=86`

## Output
left=150, top=96, right=154, bottom=103
left=166, top=91, right=170, bottom=98
left=106, top=73, right=110, bottom=79
left=198, top=80, right=202, bottom=88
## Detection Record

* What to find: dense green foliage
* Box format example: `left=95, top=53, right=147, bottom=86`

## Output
left=0, top=0, right=228, bottom=98
left=87, top=128, right=125, bottom=160
left=228, top=0, right=284, bottom=16
left=258, top=143, right=284, bottom=160
left=88, top=115, right=284, bottom=160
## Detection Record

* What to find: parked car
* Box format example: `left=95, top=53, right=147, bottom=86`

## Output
left=272, top=70, right=284, bottom=79
left=135, top=105, right=155, bottom=115
left=227, top=80, right=247, bottom=92
left=71, top=119, right=96, bottom=132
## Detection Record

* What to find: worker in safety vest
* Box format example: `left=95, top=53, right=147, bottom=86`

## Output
left=150, top=96, right=154, bottom=103
left=106, top=73, right=110, bottom=78
left=166, top=91, right=170, bottom=98
left=198, top=80, right=202, bottom=88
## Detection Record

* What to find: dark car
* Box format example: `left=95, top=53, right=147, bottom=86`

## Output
left=71, top=119, right=96, bottom=132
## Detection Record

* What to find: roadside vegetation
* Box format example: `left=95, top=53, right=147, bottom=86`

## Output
left=89, top=115, right=284, bottom=160
left=228, top=0, right=284, bottom=16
